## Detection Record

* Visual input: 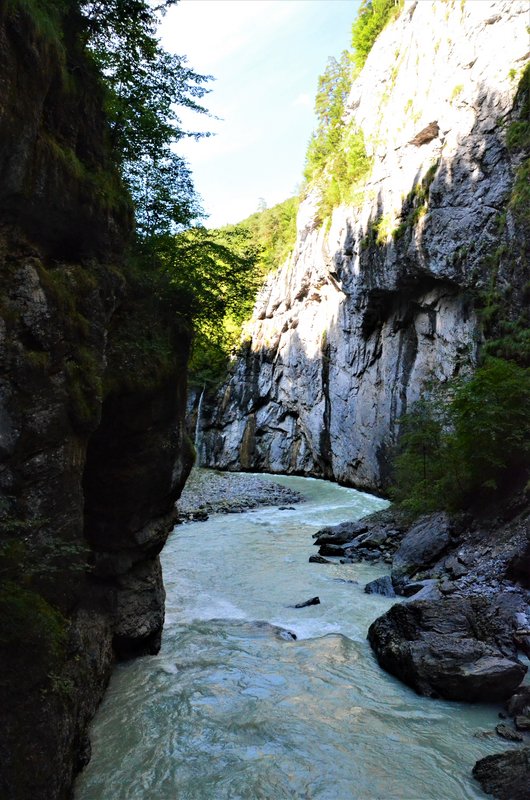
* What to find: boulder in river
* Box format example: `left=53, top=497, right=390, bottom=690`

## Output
left=495, top=722, right=523, bottom=742
left=364, top=576, right=395, bottom=597
left=473, top=747, right=530, bottom=800
left=367, top=595, right=527, bottom=702
left=507, top=686, right=530, bottom=717
left=318, top=543, right=349, bottom=557
left=392, top=513, right=453, bottom=591
left=312, top=521, right=369, bottom=547
left=291, top=596, right=320, bottom=609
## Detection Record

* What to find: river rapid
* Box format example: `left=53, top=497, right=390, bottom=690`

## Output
left=76, top=474, right=503, bottom=800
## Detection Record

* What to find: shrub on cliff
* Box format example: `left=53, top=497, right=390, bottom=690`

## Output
left=303, top=51, right=372, bottom=219
left=391, top=358, right=530, bottom=513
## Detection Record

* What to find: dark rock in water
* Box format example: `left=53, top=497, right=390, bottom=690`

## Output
left=234, top=620, right=297, bottom=641
left=319, top=543, right=347, bottom=557
left=291, top=596, right=320, bottom=609
left=401, top=581, right=428, bottom=597
left=507, top=686, right=530, bottom=718
left=191, top=510, right=209, bottom=521
left=277, top=629, right=298, bottom=641
left=473, top=747, right=530, bottom=800
left=312, top=521, right=369, bottom=546
left=361, top=528, right=393, bottom=550
left=515, top=716, right=530, bottom=732
left=364, top=576, right=395, bottom=597
left=367, top=595, right=527, bottom=702
left=392, top=513, right=453, bottom=590
left=314, top=511, right=408, bottom=566
left=473, top=729, right=496, bottom=740
left=278, top=506, right=295, bottom=511
left=309, top=555, right=331, bottom=564
left=495, top=723, right=524, bottom=742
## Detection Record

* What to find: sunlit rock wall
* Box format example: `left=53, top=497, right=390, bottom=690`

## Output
left=201, top=0, right=529, bottom=491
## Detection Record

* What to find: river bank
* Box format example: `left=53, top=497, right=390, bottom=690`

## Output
left=310, top=501, right=530, bottom=800
left=176, top=468, right=305, bottom=518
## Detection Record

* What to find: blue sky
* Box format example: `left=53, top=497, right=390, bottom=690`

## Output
left=160, top=0, right=359, bottom=227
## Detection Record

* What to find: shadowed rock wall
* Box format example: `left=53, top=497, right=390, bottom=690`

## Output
left=0, top=6, right=192, bottom=798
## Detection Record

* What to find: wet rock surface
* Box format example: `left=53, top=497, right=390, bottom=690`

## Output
left=312, top=508, right=408, bottom=563
left=473, top=747, right=530, bottom=800
left=367, top=594, right=527, bottom=702
left=364, top=576, right=395, bottom=597
left=391, top=513, right=454, bottom=590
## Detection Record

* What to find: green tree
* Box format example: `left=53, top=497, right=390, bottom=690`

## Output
left=304, top=51, right=352, bottom=184
left=351, top=0, right=403, bottom=72
left=391, top=359, right=530, bottom=514
left=185, top=198, right=300, bottom=388
left=451, top=359, right=530, bottom=495
left=81, top=0, right=210, bottom=234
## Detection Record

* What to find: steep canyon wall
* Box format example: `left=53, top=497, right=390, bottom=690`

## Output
left=201, top=0, right=529, bottom=492
left=0, top=7, right=192, bottom=797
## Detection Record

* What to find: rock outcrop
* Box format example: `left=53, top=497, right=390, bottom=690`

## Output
left=367, top=594, right=527, bottom=702
left=201, top=0, right=529, bottom=492
left=0, top=7, right=192, bottom=798
left=473, top=747, right=530, bottom=800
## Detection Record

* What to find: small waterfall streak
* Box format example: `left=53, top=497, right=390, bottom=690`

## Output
left=194, top=386, right=206, bottom=466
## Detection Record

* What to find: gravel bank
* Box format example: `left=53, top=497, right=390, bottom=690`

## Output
left=177, top=468, right=304, bottom=519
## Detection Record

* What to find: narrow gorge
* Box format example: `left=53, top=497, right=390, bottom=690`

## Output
left=1, top=1, right=529, bottom=799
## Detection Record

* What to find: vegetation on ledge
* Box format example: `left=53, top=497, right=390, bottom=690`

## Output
left=391, top=359, right=530, bottom=515
left=301, top=0, right=405, bottom=220
left=187, top=197, right=299, bottom=389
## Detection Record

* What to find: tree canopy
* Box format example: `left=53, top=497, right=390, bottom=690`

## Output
left=80, top=0, right=210, bottom=236
left=351, top=0, right=403, bottom=72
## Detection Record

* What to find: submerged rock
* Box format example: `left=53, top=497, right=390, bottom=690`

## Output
left=473, top=747, right=530, bottom=800
left=495, top=723, right=523, bottom=743
left=291, top=596, right=321, bottom=609
left=367, top=596, right=527, bottom=702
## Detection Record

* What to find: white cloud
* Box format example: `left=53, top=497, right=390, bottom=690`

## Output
left=160, top=0, right=309, bottom=72
left=294, top=92, right=312, bottom=108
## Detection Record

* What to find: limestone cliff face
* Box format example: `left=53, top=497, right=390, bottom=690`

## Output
left=0, top=7, right=192, bottom=798
left=201, top=0, right=529, bottom=491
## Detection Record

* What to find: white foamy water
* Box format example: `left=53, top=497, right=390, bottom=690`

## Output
left=76, top=474, right=504, bottom=800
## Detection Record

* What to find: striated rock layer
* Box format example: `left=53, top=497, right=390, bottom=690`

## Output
left=0, top=7, right=192, bottom=798
left=201, top=0, right=529, bottom=491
